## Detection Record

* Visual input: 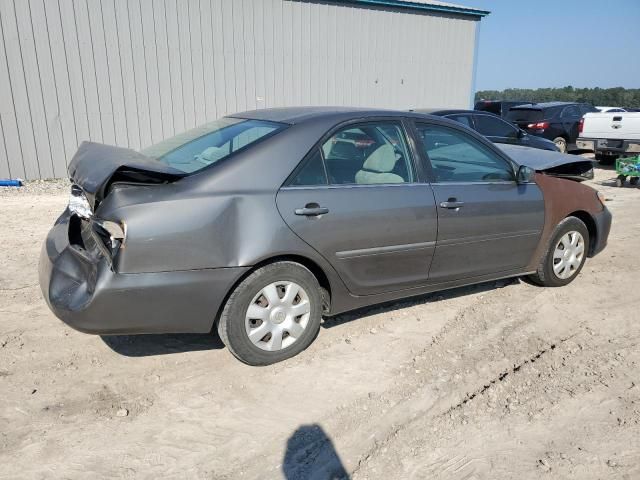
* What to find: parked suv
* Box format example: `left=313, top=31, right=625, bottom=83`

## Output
left=505, top=102, right=598, bottom=153
left=419, top=109, right=558, bottom=151
left=474, top=100, right=532, bottom=118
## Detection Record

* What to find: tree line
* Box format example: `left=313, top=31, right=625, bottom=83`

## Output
left=475, top=86, right=640, bottom=109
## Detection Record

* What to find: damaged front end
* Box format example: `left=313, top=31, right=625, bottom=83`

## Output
left=498, top=144, right=594, bottom=182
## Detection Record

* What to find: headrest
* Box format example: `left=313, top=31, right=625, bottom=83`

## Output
left=198, top=146, right=228, bottom=164
left=362, top=144, right=397, bottom=173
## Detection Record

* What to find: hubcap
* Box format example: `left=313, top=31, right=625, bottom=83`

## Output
left=552, top=231, right=585, bottom=279
left=245, top=281, right=311, bottom=351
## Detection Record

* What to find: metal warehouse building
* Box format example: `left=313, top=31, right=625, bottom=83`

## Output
left=0, top=0, right=488, bottom=180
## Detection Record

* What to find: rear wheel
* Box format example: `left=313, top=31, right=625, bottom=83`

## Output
left=218, top=261, right=323, bottom=365
left=528, top=217, right=589, bottom=287
left=630, top=177, right=639, bottom=186
left=616, top=175, right=626, bottom=187
left=553, top=137, right=567, bottom=153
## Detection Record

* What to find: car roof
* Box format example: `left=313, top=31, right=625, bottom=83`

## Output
left=414, top=108, right=502, bottom=117
left=510, top=101, right=585, bottom=110
left=229, top=106, right=427, bottom=125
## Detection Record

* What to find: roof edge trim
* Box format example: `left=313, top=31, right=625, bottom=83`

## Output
left=333, top=0, right=490, bottom=18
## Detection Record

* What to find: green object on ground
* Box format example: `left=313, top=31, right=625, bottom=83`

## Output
left=615, top=156, right=640, bottom=177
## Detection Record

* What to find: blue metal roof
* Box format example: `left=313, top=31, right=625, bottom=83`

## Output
left=334, top=0, right=490, bottom=18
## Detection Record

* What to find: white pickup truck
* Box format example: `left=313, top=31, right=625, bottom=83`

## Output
left=577, top=112, right=640, bottom=163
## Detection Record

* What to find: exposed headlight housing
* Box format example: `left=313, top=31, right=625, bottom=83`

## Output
left=68, top=185, right=92, bottom=219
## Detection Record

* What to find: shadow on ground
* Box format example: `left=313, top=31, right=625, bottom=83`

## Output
left=323, top=277, right=520, bottom=329
left=283, top=424, right=349, bottom=480
left=101, top=278, right=521, bottom=356
left=101, top=333, right=224, bottom=357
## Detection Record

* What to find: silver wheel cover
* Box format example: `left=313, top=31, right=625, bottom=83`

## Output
left=552, top=231, right=585, bottom=280
left=245, top=281, right=311, bottom=351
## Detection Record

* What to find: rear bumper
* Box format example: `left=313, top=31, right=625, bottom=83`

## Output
left=39, top=211, right=249, bottom=335
left=590, top=206, right=612, bottom=257
left=577, top=138, right=640, bottom=155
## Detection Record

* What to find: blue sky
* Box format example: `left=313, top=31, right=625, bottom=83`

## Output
left=468, top=0, right=640, bottom=91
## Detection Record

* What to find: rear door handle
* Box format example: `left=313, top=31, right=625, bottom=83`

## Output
left=439, top=201, right=465, bottom=209
left=295, top=206, right=329, bottom=216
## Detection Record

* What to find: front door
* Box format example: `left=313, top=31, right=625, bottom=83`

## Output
left=276, top=120, right=438, bottom=296
left=413, top=122, right=544, bottom=282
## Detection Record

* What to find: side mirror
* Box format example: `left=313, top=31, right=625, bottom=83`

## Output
left=517, top=165, right=535, bottom=183
left=517, top=129, right=526, bottom=139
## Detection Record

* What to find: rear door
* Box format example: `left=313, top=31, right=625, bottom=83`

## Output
left=276, top=119, right=438, bottom=296
left=412, top=121, right=544, bottom=282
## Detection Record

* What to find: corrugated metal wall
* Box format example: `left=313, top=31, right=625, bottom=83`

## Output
left=0, top=0, right=478, bottom=180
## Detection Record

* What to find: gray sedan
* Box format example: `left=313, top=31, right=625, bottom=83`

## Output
left=39, top=107, right=611, bottom=365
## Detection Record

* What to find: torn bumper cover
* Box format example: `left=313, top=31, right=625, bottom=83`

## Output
left=39, top=211, right=249, bottom=335
left=590, top=205, right=612, bottom=257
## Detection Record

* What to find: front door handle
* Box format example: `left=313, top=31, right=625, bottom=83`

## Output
left=295, top=205, right=329, bottom=216
left=439, top=200, right=465, bottom=209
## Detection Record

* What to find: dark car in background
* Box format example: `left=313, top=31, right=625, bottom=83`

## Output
left=474, top=100, right=532, bottom=118
left=506, top=102, right=599, bottom=153
left=418, top=109, right=558, bottom=151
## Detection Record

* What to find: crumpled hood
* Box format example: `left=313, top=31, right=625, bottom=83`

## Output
left=497, top=144, right=590, bottom=170
left=497, top=144, right=594, bottom=181
left=68, top=141, right=185, bottom=207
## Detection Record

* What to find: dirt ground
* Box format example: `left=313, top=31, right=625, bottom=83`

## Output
left=1, top=163, right=639, bottom=479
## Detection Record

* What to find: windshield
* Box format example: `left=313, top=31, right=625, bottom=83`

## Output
left=142, top=118, right=286, bottom=173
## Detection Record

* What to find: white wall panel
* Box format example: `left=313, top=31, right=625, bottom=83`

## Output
left=0, top=0, right=479, bottom=180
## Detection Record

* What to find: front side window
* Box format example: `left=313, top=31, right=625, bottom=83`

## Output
left=474, top=114, right=518, bottom=138
left=321, top=122, right=414, bottom=185
left=142, top=118, right=286, bottom=174
left=415, top=123, right=514, bottom=183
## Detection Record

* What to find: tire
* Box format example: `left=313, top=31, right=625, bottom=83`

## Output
left=553, top=137, right=567, bottom=153
left=528, top=217, right=589, bottom=287
left=630, top=177, right=639, bottom=186
left=218, top=261, right=323, bottom=365
left=616, top=175, right=625, bottom=187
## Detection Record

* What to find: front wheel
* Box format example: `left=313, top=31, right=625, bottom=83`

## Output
left=528, top=217, right=589, bottom=287
left=218, top=262, right=323, bottom=365
left=553, top=136, right=567, bottom=153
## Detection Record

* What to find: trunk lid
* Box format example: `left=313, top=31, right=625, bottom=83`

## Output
left=68, top=142, right=185, bottom=208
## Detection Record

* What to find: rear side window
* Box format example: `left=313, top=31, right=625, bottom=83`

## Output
left=289, top=150, right=327, bottom=186
left=474, top=115, right=517, bottom=137
left=505, top=109, right=543, bottom=123
left=561, top=106, right=580, bottom=118
left=415, top=123, right=514, bottom=183
left=321, top=122, right=414, bottom=185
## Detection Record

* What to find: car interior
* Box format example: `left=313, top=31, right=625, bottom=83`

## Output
left=321, top=125, right=412, bottom=184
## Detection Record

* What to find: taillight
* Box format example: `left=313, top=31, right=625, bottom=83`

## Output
left=578, top=118, right=584, bottom=133
left=526, top=121, right=550, bottom=130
